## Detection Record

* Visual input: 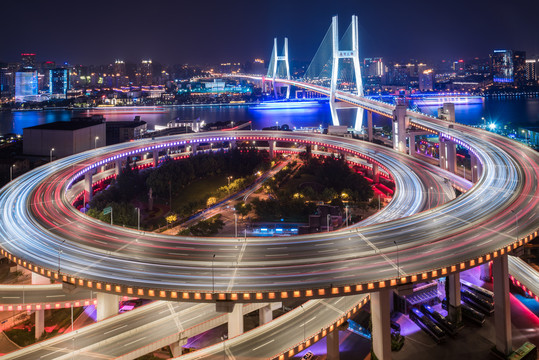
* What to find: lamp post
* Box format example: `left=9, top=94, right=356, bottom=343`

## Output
left=473, top=165, right=477, bottom=182
left=394, top=240, right=400, bottom=278
left=234, top=212, right=238, bottom=238
left=212, top=254, right=216, bottom=294
left=522, top=129, right=528, bottom=145
left=461, top=164, right=465, bottom=180
left=345, top=205, right=349, bottom=227
left=511, top=210, right=519, bottom=241
left=327, top=214, right=331, bottom=232
left=135, top=207, right=140, bottom=231
left=58, top=239, right=65, bottom=275
left=428, top=186, right=433, bottom=209
left=94, top=136, right=99, bottom=149
left=9, top=164, right=14, bottom=182
left=50, top=148, right=55, bottom=162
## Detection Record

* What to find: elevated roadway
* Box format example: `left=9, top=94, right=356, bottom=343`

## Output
left=0, top=130, right=487, bottom=301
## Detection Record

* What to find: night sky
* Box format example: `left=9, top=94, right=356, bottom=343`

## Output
left=2, top=0, right=538, bottom=65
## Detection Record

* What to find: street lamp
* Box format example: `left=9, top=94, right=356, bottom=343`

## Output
left=9, top=164, right=15, bottom=182
left=58, top=239, right=65, bottom=275
left=511, top=210, right=519, bottom=241
left=345, top=205, right=349, bottom=227
left=461, top=164, right=466, bottom=180
left=135, top=207, right=140, bottom=231
left=394, top=240, right=400, bottom=278
left=212, top=254, right=216, bottom=294
left=473, top=165, right=477, bottom=182
left=521, top=129, right=528, bottom=145
left=428, top=186, right=433, bottom=209
left=234, top=212, right=238, bottom=238
left=94, top=136, right=99, bottom=149
left=327, top=214, right=331, bottom=232
left=50, top=148, right=55, bottom=162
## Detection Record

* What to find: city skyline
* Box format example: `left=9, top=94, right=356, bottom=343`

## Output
left=1, top=0, right=538, bottom=65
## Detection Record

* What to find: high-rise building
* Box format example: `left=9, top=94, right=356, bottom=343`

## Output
left=114, top=60, right=126, bottom=76
left=21, top=53, right=36, bottom=69
left=419, top=69, right=434, bottom=91
left=491, top=50, right=514, bottom=83
left=491, top=50, right=526, bottom=84
left=363, top=57, right=384, bottom=77
left=525, top=59, right=538, bottom=82
left=513, top=51, right=526, bottom=85
left=15, top=70, right=38, bottom=102
left=0, top=64, right=9, bottom=96
left=49, top=68, right=69, bottom=99
left=141, top=59, right=153, bottom=85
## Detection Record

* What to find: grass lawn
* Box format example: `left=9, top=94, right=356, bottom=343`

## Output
left=172, top=175, right=228, bottom=209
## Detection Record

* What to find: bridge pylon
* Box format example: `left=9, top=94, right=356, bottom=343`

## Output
left=329, top=15, right=364, bottom=130
left=267, top=37, right=291, bottom=99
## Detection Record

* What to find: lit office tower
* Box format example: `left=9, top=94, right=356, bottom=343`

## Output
left=141, top=59, right=152, bottom=85
left=526, top=59, right=537, bottom=82
left=512, top=51, right=526, bottom=85
left=419, top=69, right=434, bottom=91
left=491, top=50, right=526, bottom=84
left=49, top=68, right=69, bottom=99
left=21, top=53, right=36, bottom=69
left=15, top=70, right=38, bottom=102
left=0, top=64, right=9, bottom=96
left=114, top=60, right=126, bottom=76
left=363, top=57, right=384, bottom=77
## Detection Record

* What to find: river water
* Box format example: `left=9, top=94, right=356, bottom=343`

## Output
left=1, top=96, right=538, bottom=136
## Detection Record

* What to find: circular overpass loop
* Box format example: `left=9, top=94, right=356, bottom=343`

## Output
left=0, top=129, right=537, bottom=303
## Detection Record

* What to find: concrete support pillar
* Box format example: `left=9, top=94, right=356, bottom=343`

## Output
left=96, top=293, right=120, bottom=321
left=84, top=172, right=93, bottom=203
left=259, top=305, right=273, bottom=325
left=313, top=144, right=318, bottom=151
left=445, top=139, right=457, bottom=174
left=447, top=273, right=462, bottom=325
left=372, top=163, right=380, bottom=183
left=35, top=309, right=44, bottom=339
left=228, top=303, right=244, bottom=338
left=230, top=140, right=237, bottom=149
left=191, top=143, right=198, bottom=155
left=115, top=159, right=122, bottom=176
left=367, top=110, right=373, bottom=141
left=153, top=149, right=159, bottom=168
left=269, top=141, right=275, bottom=159
left=408, top=132, right=415, bottom=156
left=327, top=330, right=340, bottom=360
left=493, top=254, right=512, bottom=356
left=392, top=104, right=408, bottom=153
left=32, top=272, right=50, bottom=285
left=371, top=289, right=391, bottom=360
left=439, top=136, right=447, bottom=170
left=170, top=338, right=188, bottom=357
left=480, top=262, right=492, bottom=282
left=340, top=151, right=347, bottom=162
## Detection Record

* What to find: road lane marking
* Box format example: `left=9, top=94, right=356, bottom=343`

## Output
left=104, top=324, right=127, bottom=335
left=124, top=336, right=147, bottom=347
left=252, top=339, right=275, bottom=351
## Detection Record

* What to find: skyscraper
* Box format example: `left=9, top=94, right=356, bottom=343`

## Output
left=15, top=70, right=38, bottom=102
left=49, top=68, right=69, bottom=99
left=21, top=53, right=36, bottom=69
left=491, top=50, right=526, bottom=84
left=141, top=59, right=153, bottom=85
left=525, top=59, right=537, bottom=82
left=491, top=50, right=514, bottom=83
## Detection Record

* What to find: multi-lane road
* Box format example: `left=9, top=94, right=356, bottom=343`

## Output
left=0, top=130, right=486, bottom=300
